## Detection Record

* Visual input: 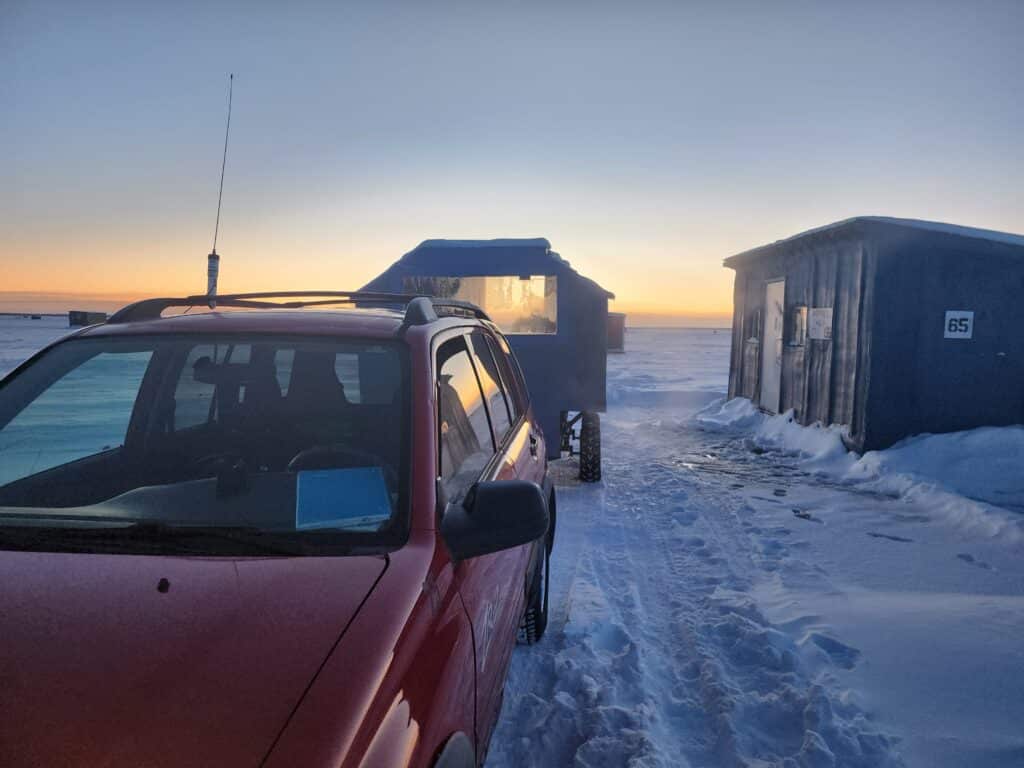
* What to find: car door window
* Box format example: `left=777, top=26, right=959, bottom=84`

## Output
left=469, top=332, right=512, bottom=443
left=0, top=349, right=152, bottom=486
left=484, top=334, right=522, bottom=422
left=334, top=352, right=361, bottom=402
left=437, top=337, right=494, bottom=499
left=173, top=344, right=219, bottom=430
left=171, top=342, right=257, bottom=431
left=490, top=333, right=529, bottom=412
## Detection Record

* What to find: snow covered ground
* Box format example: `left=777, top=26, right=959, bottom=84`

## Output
left=490, top=328, right=1024, bottom=768
left=3, top=320, right=1023, bottom=767
left=0, top=315, right=70, bottom=378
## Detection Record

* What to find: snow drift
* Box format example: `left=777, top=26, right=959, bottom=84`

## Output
left=695, top=397, right=1024, bottom=541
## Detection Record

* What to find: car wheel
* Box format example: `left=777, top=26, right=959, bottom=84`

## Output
left=520, top=541, right=549, bottom=644
left=433, top=733, right=475, bottom=768
left=578, top=411, right=601, bottom=482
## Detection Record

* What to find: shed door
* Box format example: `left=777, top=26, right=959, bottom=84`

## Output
left=760, top=280, right=785, bottom=413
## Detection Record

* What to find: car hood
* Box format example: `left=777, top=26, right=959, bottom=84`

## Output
left=0, top=551, right=386, bottom=767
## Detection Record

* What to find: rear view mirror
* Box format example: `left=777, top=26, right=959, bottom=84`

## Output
left=441, top=480, right=549, bottom=562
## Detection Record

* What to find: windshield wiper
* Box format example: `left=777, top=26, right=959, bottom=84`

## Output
left=0, top=521, right=305, bottom=556
left=122, top=522, right=306, bottom=555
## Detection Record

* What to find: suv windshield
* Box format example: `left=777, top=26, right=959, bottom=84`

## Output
left=0, top=334, right=409, bottom=555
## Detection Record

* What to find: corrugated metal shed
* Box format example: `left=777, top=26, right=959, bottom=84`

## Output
left=724, top=217, right=1024, bottom=451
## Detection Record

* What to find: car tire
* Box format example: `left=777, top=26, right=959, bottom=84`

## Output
left=433, top=733, right=475, bottom=768
left=520, top=542, right=549, bottom=644
left=578, top=411, right=601, bottom=483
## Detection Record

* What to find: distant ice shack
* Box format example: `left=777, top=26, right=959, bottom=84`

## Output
left=365, top=238, right=615, bottom=476
left=725, top=217, right=1024, bottom=451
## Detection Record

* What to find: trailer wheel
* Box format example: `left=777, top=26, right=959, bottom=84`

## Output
left=578, top=411, right=601, bottom=482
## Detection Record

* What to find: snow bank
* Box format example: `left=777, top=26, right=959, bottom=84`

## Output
left=850, top=427, right=1024, bottom=509
left=849, top=428, right=1024, bottom=541
left=753, top=411, right=852, bottom=469
left=695, top=397, right=1024, bottom=541
left=695, top=398, right=853, bottom=469
left=690, top=396, right=763, bottom=430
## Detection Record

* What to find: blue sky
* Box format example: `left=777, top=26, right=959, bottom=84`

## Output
left=2, top=1, right=1022, bottom=321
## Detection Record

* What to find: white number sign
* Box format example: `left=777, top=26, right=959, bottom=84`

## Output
left=944, top=311, right=974, bottom=339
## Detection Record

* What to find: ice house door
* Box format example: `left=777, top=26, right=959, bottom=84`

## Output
left=759, top=279, right=785, bottom=413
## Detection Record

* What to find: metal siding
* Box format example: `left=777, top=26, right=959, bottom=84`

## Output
left=727, top=271, right=746, bottom=398
left=727, top=227, right=868, bottom=432
left=741, top=342, right=760, bottom=399
left=729, top=220, right=1024, bottom=451
left=864, top=228, right=1024, bottom=449
left=730, top=268, right=764, bottom=401
left=805, top=248, right=836, bottom=425
left=828, top=241, right=864, bottom=426
left=781, top=347, right=806, bottom=420
left=848, top=242, right=877, bottom=452
left=780, top=246, right=814, bottom=421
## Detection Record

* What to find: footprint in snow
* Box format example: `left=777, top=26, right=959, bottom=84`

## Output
left=957, top=553, right=993, bottom=570
left=792, top=509, right=823, bottom=524
left=590, top=622, right=633, bottom=655
left=672, top=506, right=698, bottom=526
left=773, top=488, right=788, bottom=497
left=866, top=531, right=913, bottom=543
left=809, top=632, right=861, bottom=670
left=894, top=513, right=931, bottom=524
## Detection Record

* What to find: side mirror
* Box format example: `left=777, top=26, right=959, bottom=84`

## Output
left=441, top=480, right=549, bottom=562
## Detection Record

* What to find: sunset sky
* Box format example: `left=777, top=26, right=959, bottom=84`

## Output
left=3, top=1, right=1022, bottom=324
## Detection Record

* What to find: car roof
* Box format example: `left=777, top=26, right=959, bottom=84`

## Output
left=76, top=307, right=480, bottom=340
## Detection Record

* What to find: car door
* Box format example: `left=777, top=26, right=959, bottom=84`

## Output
left=476, top=330, right=545, bottom=488
left=435, top=333, right=532, bottom=752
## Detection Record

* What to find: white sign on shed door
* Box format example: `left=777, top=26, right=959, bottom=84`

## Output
left=944, top=311, right=974, bottom=339
left=808, top=308, right=833, bottom=340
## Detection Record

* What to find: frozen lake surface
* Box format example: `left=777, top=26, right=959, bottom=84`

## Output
left=0, top=315, right=71, bottom=378
left=2, top=319, right=1022, bottom=767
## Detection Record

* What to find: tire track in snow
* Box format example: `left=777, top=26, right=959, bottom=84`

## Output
left=490, top=410, right=904, bottom=767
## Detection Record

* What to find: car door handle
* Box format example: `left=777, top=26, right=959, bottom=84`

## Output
left=528, top=434, right=538, bottom=457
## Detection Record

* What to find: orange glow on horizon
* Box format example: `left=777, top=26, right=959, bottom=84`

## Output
left=2, top=233, right=738, bottom=322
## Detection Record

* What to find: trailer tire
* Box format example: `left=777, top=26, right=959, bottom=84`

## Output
left=579, top=411, right=601, bottom=482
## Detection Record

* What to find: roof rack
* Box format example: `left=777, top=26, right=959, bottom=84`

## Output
left=106, top=291, right=491, bottom=326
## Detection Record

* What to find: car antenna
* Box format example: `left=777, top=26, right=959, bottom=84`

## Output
left=207, top=73, right=234, bottom=309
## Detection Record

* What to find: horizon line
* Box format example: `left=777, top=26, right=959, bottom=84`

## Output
left=0, top=291, right=732, bottom=321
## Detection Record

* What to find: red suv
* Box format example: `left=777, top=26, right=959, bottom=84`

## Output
left=0, top=292, right=554, bottom=767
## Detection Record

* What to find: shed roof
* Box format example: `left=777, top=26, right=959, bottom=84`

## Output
left=724, top=216, right=1024, bottom=268
left=386, top=238, right=615, bottom=298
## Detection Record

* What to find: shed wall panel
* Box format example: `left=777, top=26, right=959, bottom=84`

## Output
left=829, top=242, right=864, bottom=426
left=727, top=228, right=868, bottom=433
left=865, top=230, right=1024, bottom=449
left=805, top=248, right=837, bottom=425
left=728, top=272, right=747, bottom=398
left=728, top=219, right=1024, bottom=452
